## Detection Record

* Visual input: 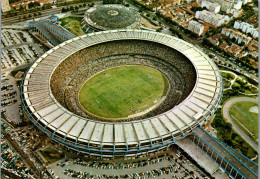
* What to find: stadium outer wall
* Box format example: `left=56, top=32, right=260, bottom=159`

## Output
left=20, top=30, right=223, bottom=157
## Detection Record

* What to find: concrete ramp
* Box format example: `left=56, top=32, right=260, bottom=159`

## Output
left=176, top=137, right=219, bottom=175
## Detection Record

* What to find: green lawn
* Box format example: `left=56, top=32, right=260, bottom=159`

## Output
left=229, top=101, right=258, bottom=139
left=40, top=147, right=65, bottom=164
left=223, top=79, right=231, bottom=88
left=60, top=17, right=85, bottom=36
left=78, top=65, right=169, bottom=119
left=221, top=71, right=235, bottom=80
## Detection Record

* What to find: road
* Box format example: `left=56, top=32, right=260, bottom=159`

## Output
left=222, top=97, right=258, bottom=151
left=1, top=3, right=86, bottom=25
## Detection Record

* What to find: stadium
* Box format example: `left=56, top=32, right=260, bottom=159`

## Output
left=20, top=30, right=223, bottom=157
left=82, top=4, right=141, bottom=31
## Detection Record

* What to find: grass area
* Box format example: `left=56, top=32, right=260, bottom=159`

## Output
left=40, top=147, right=65, bottom=164
left=213, top=67, right=258, bottom=159
left=212, top=110, right=257, bottom=159
left=223, top=79, right=231, bottom=88
left=231, top=78, right=258, bottom=94
left=78, top=65, right=169, bottom=119
left=229, top=101, right=258, bottom=139
left=221, top=71, right=235, bottom=80
left=60, top=17, right=85, bottom=36
left=238, top=75, right=258, bottom=86
left=232, top=81, right=241, bottom=88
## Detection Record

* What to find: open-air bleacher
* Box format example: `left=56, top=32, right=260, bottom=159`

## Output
left=50, top=40, right=197, bottom=121
left=21, top=30, right=222, bottom=157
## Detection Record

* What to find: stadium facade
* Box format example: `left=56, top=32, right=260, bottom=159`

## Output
left=20, top=30, right=223, bottom=157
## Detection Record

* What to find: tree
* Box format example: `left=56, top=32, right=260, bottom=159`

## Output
left=28, top=2, right=40, bottom=9
left=75, top=6, right=79, bottom=12
left=219, top=38, right=223, bottom=44
left=227, top=39, right=232, bottom=46
left=191, top=6, right=203, bottom=12
left=239, top=41, right=245, bottom=46
left=177, top=33, right=183, bottom=39
left=88, top=3, right=94, bottom=7
left=202, top=38, right=212, bottom=47
left=244, top=46, right=249, bottom=51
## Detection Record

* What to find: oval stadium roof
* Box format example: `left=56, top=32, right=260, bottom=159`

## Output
left=21, top=30, right=223, bottom=157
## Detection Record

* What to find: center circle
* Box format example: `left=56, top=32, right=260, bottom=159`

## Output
left=78, top=65, right=169, bottom=120
left=107, top=10, right=119, bottom=16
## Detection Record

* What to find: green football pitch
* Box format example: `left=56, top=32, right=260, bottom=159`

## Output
left=78, top=65, right=169, bottom=119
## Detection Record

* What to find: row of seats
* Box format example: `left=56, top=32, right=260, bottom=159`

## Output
left=50, top=40, right=197, bottom=121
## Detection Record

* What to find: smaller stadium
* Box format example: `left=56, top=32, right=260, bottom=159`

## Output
left=82, top=4, right=141, bottom=31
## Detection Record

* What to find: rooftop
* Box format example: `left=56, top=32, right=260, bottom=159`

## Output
left=84, top=4, right=141, bottom=30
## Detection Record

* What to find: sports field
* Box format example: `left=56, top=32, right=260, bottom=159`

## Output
left=60, top=17, right=85, bottom=36
left=229, top=101, right=258, bottom=138
left=78, top=65, right=169, bottom=119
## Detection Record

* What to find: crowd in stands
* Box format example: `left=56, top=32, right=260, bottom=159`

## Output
left=50, top=40, right=197, bottom=121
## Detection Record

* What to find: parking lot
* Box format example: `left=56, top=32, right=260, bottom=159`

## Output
left=1, top=29, right=45, bottom=71
left=1, top=73, right=23, bottom=124
left=46, top=146, right=211, bottom=179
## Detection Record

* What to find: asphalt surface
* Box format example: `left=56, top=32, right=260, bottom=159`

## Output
left=222, top=97, right=258, bottom=151
left=1, top=3, right=86, bottom=25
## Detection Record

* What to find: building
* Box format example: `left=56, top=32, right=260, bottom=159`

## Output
left=188, top=20, right=204, bottom=36
left=234, top=21, right=259, bottom=39
left=1, top=0, right=10, bottom=13
left=83, top=4, right=141, bottom=31
left=201, top=1, right=221, bottom=13
left=20, top=30, right=222, bottom=157
left=241, top=0, right=252, bottom=4
left=221, top=28, right=252, bottom=44
left=197, top=0, right=242, bottom=12
left=226, top=8, right=243, bottom=17
left=195, top=10, right=230, bottom=26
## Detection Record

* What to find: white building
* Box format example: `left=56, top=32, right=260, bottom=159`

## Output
left=241, top=0, right=252, bottom=4
left=195, top=10, right=230, bottom=26
left=1, top=0, right=10, bottom=13
left=226, top=8, right=243, bottom=17
left=222, top=28, right=252, bottom=44
left=188, top=20, right=204, bottom=36
left=197, top=0, right=242, bottom=12
left=234, top=21, right=259, bottom=38
left=201, top=1, right=221, bottom=13
left=233, top=0, right=243, bottom=9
